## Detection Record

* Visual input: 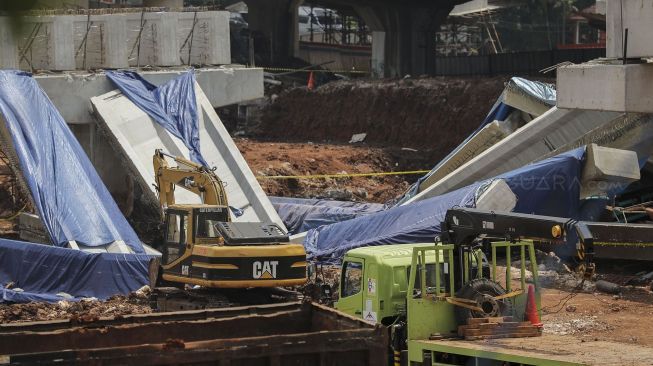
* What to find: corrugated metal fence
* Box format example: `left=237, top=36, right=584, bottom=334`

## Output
left=434, top=48, right=605, bottom=76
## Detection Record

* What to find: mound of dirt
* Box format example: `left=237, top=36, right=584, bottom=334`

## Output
left=256, top=76, right=510, bottom=155
left=236, top=139, right=439, bottom=203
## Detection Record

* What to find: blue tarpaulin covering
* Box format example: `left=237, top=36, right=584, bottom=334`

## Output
left=106, top=70, right=208, bottom=167
left=509, top=77, right=557, bottom=106
left=0, top=238, right=150, bottom=303
left=270, top=197, right=383, bottom=234
left=395, top=77, right=557, bottom=205
left=305, top=147, right=584, bottom=263
left=0, top=70, right=144, bottom=253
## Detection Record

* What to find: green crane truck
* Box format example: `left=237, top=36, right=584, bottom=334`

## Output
left=332, top=208, right=653, bottom=365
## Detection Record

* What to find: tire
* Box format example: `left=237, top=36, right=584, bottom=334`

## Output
left=454, top=278, right=513, bottom=325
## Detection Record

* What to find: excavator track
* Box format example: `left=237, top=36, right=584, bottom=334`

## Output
left=149, top=257, right=301, bottom=311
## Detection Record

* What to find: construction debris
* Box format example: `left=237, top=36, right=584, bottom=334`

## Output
left=0, top=286, right=152, bottom=323
left=457, top=316, right=542, bottom=340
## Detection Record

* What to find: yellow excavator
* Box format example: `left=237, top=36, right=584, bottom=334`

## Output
left=150, top=149, right=307, bottom=291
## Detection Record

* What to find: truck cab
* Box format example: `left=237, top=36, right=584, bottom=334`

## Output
left=335, top=243, right=447, bottom=325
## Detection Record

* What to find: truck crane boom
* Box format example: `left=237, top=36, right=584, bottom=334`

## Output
left=440, top=208, right=595, bottom=283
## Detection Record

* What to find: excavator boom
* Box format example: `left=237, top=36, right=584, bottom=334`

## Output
left=153, top=149, right=229, bottom=214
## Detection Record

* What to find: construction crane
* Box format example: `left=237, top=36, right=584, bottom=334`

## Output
left=335, top=208, right=598, bottom=365
left=150, top=149, right=307, bottom=292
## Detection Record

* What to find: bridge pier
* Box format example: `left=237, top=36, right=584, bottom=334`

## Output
left=245, top=0, right=303, bottom=66
left=357, top=3, right=453, bottom=77
left=244, top=0, right=456, bottom=77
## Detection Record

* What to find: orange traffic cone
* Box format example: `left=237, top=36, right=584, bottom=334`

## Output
left=525, top=284, right=543, bottom=327
left=307, top=71, right=315, bottom=90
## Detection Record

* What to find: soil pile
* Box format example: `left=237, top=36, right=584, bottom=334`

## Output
left=256, top=76, right=509, bottom=155
left=236, top=139, right=439, bottom=203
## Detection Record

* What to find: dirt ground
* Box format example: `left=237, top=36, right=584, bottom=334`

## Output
left=235, top=138, right=439, bottom=203
left=541, top=287, right=653, bottom=347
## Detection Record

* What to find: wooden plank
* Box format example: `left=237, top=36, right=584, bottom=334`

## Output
left=463, top=326, right=540, bottom=337
left=467, top=318, right=490, bottom=325
left=465, top=332, right=541, bottom=341
left=478, top=322, right=499, bottom=329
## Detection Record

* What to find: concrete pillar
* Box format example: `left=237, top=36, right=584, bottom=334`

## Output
left=245, top=0, right=302, bottom=65
left=0, top=18, right=18, bottom=69
left=51, top=16, right=76, bottom=71
left=371, top=31, right=385, bottom=78
left=356, top=4, right=452, bottom=77
left=104, top=15, right=129, bottom=69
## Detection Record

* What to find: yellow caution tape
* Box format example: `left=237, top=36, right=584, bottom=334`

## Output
left=257, top=170, right=430, bottom=180
left=262, top=66, right=369, bottom=74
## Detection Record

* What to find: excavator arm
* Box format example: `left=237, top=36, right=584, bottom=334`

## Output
left=440, top=208, right=595, bottom=281
left=153, top=149, right=230, bottom=217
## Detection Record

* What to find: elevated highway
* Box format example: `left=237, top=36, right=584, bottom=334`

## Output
left=244, top=0, right=470, bottom=77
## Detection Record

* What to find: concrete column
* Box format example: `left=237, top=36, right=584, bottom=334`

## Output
left=356, top=4, right=452, bottom=77
left=103, top=15, right=129, bottom=69
left=0, top=18, right=18, bottom=69
left=157, top=12, right=181, bottom=66
left=51, top=16, right=76, bottom=70
left=371, top=31, right=385, bottom=78
left=245, top=0, right=302, bottom=65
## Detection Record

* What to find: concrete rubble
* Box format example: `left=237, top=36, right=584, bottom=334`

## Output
left=403, top=107, right=621, bottom=204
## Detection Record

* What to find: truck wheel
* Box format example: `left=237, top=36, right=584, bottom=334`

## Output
left=454, top=279, right=512, bottom=325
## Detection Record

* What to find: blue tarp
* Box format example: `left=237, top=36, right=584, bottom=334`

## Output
left=395, top=77, right=557, bottom=206
left=0, top=70, right=144, bottom=253
left=0, top=238, right=150, bottom=303
left=305, top=147, right=584, bottom=263
left=106, top=70, right=208, bottom=167
left=270, top=197, right=383, bottom=234
left=508, top=77, right=557, bottom=106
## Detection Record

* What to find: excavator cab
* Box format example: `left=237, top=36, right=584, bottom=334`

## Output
left=162, top=205, right=230, bottom=266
